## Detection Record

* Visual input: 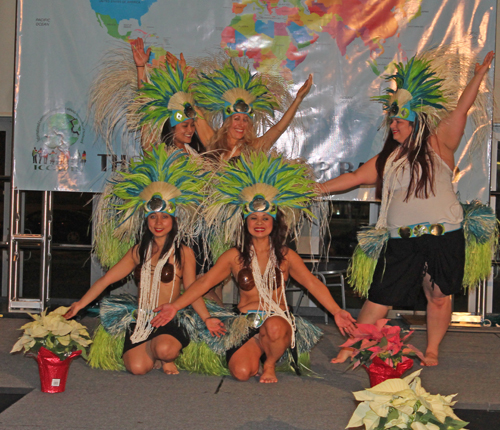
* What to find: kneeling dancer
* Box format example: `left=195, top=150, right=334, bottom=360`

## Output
left=152, top=152, right=356, bottom=383
left=65, top=145, right=224, bottom=374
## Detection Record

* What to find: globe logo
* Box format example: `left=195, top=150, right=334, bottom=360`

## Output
left=34, top=108, right=86, bottom=170
left=38, top=112, right=83, bottom=150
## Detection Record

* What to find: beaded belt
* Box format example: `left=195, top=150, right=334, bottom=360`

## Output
left=390, top=222, right=462, bottom=239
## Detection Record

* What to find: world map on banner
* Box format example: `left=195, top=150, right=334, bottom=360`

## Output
left=13, top=0, right=495, bottom=198
left=90, top=0, right=421, bottom=79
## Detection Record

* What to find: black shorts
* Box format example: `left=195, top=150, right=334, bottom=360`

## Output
left=368, top=228, right=465, bottom=307
left=123, top=320, right=190, bottom=355
left=225, top=326, right=260, bottom=364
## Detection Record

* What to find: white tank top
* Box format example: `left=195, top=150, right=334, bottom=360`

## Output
left=385, top=149, right=463, bottom=229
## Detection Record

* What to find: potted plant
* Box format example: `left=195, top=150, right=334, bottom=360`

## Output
left=340, top=318, right=424, bottom=386
left=346, top=369, right=469, bottom=430
left=11, top=306, right=92, bottom=393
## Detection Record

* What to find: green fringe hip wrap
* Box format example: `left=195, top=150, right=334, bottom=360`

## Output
left=462, top=200, right=499, bottom=290
left=347, top=200, right=498, bottom=297
left=177, top=302, right=323, bottom=376
left=87, top=324, right=126, bottom=371
left=348, top=227, right=389, bottom=298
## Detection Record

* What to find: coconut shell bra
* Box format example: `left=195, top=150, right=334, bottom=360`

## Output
left=237, top=267, right=283, bottom=291
left=134, top=263, right=175, bottom=284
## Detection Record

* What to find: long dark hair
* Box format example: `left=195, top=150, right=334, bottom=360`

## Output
left=138, top=215, right=182, bottom=267
left=161, top=121, right=205, bottom=154
left=375, top=117, right=434, bottom=201
left=239, top=210, right=288, bottom=268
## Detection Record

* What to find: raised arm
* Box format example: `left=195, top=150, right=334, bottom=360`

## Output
left=64, top=247, right=137, bottom=319
left=163, top=52, right=213, bottom=147
left=151, top=248, right=236, bottom=327
left=435, top=51, right=494, bottom=153
left=317, top=155, right=379, bottom=194
left=287, top=250, right=356, bottom=336
left=130, top=37, right=151, bottom=89
left=194, top=107, right=215, bottom=147
left=253, top=74, right=313, bottom=151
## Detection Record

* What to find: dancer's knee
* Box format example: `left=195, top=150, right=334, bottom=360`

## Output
left=230, top=364, right=258, bottom=381
left=427, top=294, right=450, bottom=308
left=125, top=360, right=152, bottom=375
left=261, top=317, right=290, bottom=342
left=153, top=341, right=180, bottom=362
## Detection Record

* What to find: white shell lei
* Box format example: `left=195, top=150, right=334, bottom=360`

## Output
left=250, top=244, right=297, bottom=348
left=130, top=243, right=176, bottom=344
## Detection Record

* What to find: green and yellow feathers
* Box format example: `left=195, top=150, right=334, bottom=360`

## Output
left=203, top=151, right=317, bottom=248
left=373, top=56, right=447, bottom=125
left=194, top=60, right=279, bottom=119
left=93, top=144, right=206, bottom=268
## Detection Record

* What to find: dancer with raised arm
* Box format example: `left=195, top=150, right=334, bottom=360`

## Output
left=129, top=37, right=205, bottom=153
left=319, top=50, right=496, bottom=366
left=193, top=60, right=312, bottom=160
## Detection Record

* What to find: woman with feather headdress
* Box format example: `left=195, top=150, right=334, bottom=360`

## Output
left=130, top=37, right=312, bottom=160
left=65, top=145, right=225, bottom=375
left=130, top=37, right=205, bottom=154
left=192, top=59, right=313, bottom=160
left=150, top=152, right=356, bottom=383
left=319, top=50, right=495, bottom=367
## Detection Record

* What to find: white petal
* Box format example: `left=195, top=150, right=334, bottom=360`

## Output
left=346, top=403, right=372, bottom=428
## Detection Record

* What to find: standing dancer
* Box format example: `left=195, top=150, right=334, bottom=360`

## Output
left=319, top=50, right=495, bottom=366
left=130, top=37, right=204, bottom=153
left=193, top=59, right=312, bottom=160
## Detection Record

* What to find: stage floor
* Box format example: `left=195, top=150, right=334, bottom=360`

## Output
left=1, top=316, right=499, bottom=430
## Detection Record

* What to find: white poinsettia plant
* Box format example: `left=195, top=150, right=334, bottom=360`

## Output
left=11, top=306, right=92, bottom=361
left=347, top=369, right=469, bottom=430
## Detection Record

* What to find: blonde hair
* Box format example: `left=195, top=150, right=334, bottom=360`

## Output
left=207, top=115, right=257, bottom=152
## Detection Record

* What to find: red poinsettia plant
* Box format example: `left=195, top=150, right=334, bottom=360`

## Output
left=341, top=319, right=425, bottom=369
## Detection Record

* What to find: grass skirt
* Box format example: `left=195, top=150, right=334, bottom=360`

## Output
left=88, top=295, right=323, bottom=376
left=348, top=200, right=498, bottom=297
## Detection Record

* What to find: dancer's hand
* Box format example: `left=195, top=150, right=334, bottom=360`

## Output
left=333, top=310, right=357, bottom=336
left=296, top=74, right=313, bottom=102
left=64, top=302, right=83, bottom=319
left=166, top=52, right=194, bottom=77
left=151, top=304, right=177, bottom=327
left=474, top=51, right=494, bottom=77
left=130, top=37, right=151, bottom=67
left=314, top=182, right=328, bottom=195
left=204, top=317, right=227, bottom=337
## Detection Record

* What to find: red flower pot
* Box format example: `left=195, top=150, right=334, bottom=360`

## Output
left=364, top=356, right=414, bottom=387
left=35, top=347, right=82, bottom=393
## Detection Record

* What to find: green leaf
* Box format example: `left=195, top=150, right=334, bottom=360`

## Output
left=442, top=416, right=469, bottom=430
left=387, top=407, right=399, bottom=422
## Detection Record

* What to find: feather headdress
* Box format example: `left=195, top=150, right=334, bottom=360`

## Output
left=195, top=60, right=279, bottom=120
left=93, top=144, right=206, bottom=268
left=128, top=63, right=197, bottom=144
left=203, top=151, right=317, bottom=249
left=373, top=56, right=449, bottom=134
left=373, top=46, right=491, bottom=149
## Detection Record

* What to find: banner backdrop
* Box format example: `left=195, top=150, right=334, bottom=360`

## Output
left=13, top=0, right=495, bottom=200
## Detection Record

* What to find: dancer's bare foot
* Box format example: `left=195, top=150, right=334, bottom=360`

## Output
left=153, top=360, right=162, bottom=370
left=259, top=363, right=278, bottom=383
left=162, top=361, right=179, bottom=375
left=421, top=352, right=439, bottom=367
left=330, top=347, right=353, bottom=364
